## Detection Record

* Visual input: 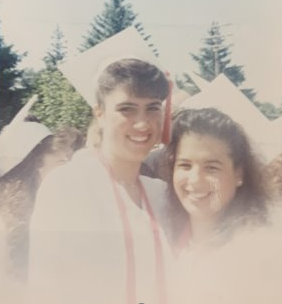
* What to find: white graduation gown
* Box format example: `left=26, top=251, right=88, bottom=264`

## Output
left=28, top=148, right=172, bottom=304
left=169, top=225, right=282, bottom=304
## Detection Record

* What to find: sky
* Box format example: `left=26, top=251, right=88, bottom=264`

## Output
left=0, top=0, right=281, bottom=105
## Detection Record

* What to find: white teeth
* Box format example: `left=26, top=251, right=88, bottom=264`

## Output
left=187, top=192, right=209, bottom=200
left=129, top=136, right=149, bottom=142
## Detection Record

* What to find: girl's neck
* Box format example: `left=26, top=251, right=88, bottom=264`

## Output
left=99, top=147, right=143, bottom=208
left=189, top=216, right=218, bottom=246
left=99, top=147, right=141, bottom=185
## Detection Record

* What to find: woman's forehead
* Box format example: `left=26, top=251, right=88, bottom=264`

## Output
left=176, top=133, right=233, bottom=160
left=104, top=88, right=163, bottom=105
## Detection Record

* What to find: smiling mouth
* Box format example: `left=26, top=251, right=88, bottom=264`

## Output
left=128, top=135, right=150, bottom=143
left=185, top=191, right=211, bottom=202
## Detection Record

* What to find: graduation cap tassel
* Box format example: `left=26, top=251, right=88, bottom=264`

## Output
left=161, top=75, right=173, bottom=145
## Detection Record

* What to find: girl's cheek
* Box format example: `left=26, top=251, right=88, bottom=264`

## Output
left=207, top=176, right=221, bottom=192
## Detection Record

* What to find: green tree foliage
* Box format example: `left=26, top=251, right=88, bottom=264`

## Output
left=43, top=25, right=68, bottom=70
left=253, top=100, right=281, bottom=121
left=30, top=26, right=92, bottom=132
left=175, top=73, right=200, bottom=96
left=20, top=68, right=38, bottom=95
left=32, top=69, right=92, bottom=132
left=241, top=88, right=257, bottom=102
left=0, top=24, right=27, bottom=129
left=80, top=0, right=158, bottom=55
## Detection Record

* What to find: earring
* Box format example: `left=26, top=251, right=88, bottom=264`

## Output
left=237, top=180, right=243, bottom=186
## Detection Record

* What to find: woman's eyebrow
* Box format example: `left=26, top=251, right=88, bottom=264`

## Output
left=116, top=102, right=137, bottom=107
left=149, top=100, right=162, bottom=105
left=146, top=101, right=162, bottom=107
left=175, top=158, right=191, bottom=162
left=205, top=159, right=223, bottom=165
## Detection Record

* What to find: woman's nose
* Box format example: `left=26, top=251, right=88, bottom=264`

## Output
left=132, top=112, right=150, bottom=131
left=186, top=167, right=202, bottom=184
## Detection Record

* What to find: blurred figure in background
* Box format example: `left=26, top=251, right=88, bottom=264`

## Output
left=261, top=153, right=282, bottom=231
left=0, top=118, right=84, bottom=284
left=141, top=144, right=169, bottom=180
left=263, top=153, right=282, bottom=200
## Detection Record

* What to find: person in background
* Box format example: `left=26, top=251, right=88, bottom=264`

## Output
left=261, top=153, right=282, bottom=231
left=0, top=122, right=84, bottom=285
left=140, top=143, right=169, bottom=180
left=263, top=153, right=282, bottom=200
left=166, top=107, right=282, bottom=304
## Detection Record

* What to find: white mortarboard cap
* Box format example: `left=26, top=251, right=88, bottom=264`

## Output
left=179, top=74, right=282, bottom=163
left=58, top=26, right=165, bottom=108
left=0, top=95, right=52, bottom=177
left=0, top=122, right=52, bottom=177
left=189, top=72, right=210, bottom=90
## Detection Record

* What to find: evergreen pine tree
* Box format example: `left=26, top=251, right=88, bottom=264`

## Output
left=253, top=100, right=280, bottom=120
left=191, top=22, right=245, bottom=86
left=175, top=74, right=200, bottom=96
left=80, top=0, right=158, bottom=55
left=43, top=25, right=68, bottom=70
left=180, top=21, right=256, bottom=101
left=0, top=23, right=27, bottom=129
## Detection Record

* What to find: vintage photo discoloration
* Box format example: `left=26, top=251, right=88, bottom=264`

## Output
left=0, top=1, right=281, bottom=303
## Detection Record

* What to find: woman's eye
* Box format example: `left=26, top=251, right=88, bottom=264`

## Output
left=206, top=166, right=220, bottom=173
left=147, top=106, right=161, bottom=112
left=118, top=107, right=134, bottom=113
left=177, top=163, right=191, bottom=170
